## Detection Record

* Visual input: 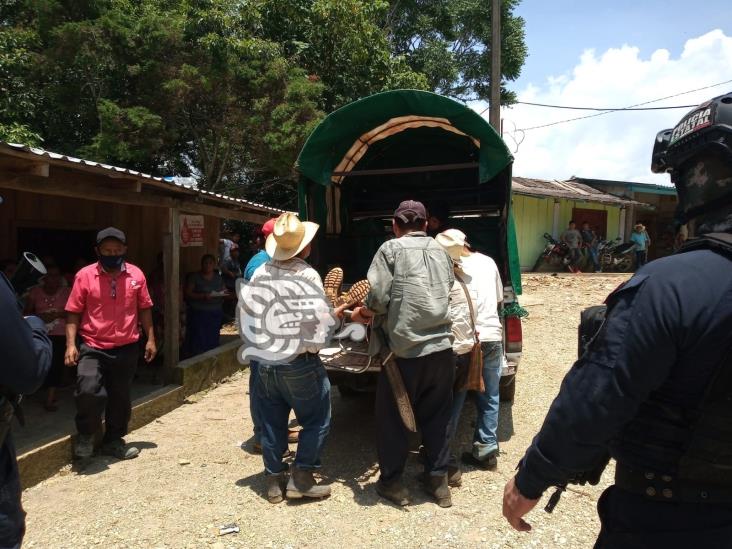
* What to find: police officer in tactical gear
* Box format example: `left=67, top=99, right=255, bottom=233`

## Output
left=502, top=91, right=732, bottom=547
left=0, top=271, right=51, bottom=548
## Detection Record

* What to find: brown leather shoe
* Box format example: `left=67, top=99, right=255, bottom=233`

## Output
left=286, top=466, right=331, bottom=499
left=265, top=472, right=287, bottom=504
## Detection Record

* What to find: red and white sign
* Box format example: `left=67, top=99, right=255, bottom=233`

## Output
left=180, top=215, right=204, bottom=247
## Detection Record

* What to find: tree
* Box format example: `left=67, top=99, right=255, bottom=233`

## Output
left=259, top=0, right=428, bottom=112
left=384, top=0, right=527, bottom=103
left=0, top=0, right=527, bottom=204
left=0, top=2, right=41, bottom=145
left=0, top=0, right=325, bottom=191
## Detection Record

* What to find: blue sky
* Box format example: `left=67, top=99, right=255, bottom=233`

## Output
left=514, top=0, right=732, bottom=90
left=473, top=1, right=732, bottom=183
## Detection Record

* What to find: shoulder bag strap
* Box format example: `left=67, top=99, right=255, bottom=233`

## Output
left=455, top=272, right=479, bottom=344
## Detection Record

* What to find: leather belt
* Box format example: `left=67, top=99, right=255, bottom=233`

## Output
left=615, top=463, right=732, bottom=504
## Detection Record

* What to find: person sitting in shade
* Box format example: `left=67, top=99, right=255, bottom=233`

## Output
left=183, top=254, right=227, bottom=357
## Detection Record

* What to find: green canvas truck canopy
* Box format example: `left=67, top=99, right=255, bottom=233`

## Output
left=295, top=89, right=521, bottom=294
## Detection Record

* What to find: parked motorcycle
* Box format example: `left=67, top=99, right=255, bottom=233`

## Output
left=533, top=233, right=579, bottom=272
left=597, top=237, right=635, bottom=272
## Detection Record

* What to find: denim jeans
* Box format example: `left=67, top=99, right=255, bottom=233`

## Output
left=587, top=247, right=600, bottom=271
left=249, top=360, right=261, bottom=443
left=448, top=342, right=503, bottom=460
left=253, top=355, right=331, bottom=475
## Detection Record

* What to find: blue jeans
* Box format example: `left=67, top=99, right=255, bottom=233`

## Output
left=253, top=355, right=331, bottom=475
left=635, top=250, right=647, bottom=269
left=249, top=360, right=261, bottom=443
left=448, top=342, right=503, bottom=460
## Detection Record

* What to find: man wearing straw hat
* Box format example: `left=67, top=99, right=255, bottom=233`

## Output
left=240, top=213, right=343, bottom=504
left=436, top=228, right=504, bottom=472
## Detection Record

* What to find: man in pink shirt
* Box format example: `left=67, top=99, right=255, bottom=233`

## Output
left=65, top=227, right=156, bottom=460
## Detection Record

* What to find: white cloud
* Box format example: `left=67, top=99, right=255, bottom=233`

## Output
left=478, top=29, right=732, bottom=184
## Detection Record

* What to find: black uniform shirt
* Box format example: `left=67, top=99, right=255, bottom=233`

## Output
left=516, top=248, right=732, bottom=499
left=0, top=274, right=51, bottom=545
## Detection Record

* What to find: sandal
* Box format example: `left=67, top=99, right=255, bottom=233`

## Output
left=336, top=279, right=371, bottom=308
left=324, top=267, right=344, bottom=307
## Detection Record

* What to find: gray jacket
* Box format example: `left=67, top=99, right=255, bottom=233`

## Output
left=365, top=232, right=454, bottom=358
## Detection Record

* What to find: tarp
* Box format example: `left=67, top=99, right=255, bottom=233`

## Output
left=296, top=89, right=521, bottom=295
left=296, top=89, right=513, bottom=186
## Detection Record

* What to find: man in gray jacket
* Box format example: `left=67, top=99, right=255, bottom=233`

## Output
left=352, top=200, right=455, bottom=507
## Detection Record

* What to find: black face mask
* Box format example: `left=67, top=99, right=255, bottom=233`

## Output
left=99, top=254, right=125, bottom=270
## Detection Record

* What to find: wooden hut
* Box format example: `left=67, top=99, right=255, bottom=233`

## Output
left=0, top=141, right=285, bottom=375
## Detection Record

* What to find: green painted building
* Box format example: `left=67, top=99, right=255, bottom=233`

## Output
left=511, top=177, right=644, bottom=270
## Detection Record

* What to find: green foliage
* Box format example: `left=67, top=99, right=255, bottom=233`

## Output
left=385, top=0, right=528, bottom=102
left=258, top=0, right=429, bottom=112
left=0, top=0, right=526, bottom=206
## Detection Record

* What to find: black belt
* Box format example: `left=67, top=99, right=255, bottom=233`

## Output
left=615, top=463, right=732, bottom=504
left=295, top=352, right=319, bottom=360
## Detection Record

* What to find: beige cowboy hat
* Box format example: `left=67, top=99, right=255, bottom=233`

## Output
left=435, top=229, right=469, bottom=264
left=265, top=213, right=320, bottom=261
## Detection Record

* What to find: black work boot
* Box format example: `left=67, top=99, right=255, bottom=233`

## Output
left=265, top=472, right=287, bottom=504
left=424, top=474, right=452, bottom=508
left=376, top=478, right=409, bottom=506
left=286, top=466, right=331, bottom=499
left=74, top=434, right=94, bottom=459
left=447, top=464, right=462, bottom=487
left=101, top=439, right=140, bottom=460
left=461, top=449, right=498, bottom=470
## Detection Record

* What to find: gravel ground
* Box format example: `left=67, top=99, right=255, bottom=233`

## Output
left=22, top=273, right=630, bottom=549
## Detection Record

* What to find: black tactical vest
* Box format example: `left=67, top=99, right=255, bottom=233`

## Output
left=675, top=233, right=732, bottom=490
left=616, top=233, right=732, bottom=501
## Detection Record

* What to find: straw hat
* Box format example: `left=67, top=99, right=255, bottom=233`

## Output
left=436, top=229, right=468, bottom=264
left=265, top=213, right=319, bottom=261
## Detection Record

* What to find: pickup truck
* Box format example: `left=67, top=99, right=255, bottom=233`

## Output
left=294, top=90, right=523, bottom=401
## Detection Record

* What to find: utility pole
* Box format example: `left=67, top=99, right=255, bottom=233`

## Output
left=489, top=0, right=502, bottom=134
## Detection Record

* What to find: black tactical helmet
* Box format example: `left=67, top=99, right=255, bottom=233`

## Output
left=651, top=91, right=732, bottom=225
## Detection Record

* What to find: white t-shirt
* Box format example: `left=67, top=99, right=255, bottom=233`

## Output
left=247, top=258, right=331, bottom=355
left=460, top=252, right=503, bottom=342
left=448, top=276, right=478, bottom=355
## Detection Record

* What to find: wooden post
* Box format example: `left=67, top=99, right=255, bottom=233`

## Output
left=489, top=0, right=502, bottom=132
left=163, top=207, right=180, bottom=382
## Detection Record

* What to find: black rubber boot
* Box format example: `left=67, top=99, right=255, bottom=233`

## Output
left=424, top=474, right=452, bottom=508
left=376, top=478, right=409, bottom=506
left=447, top=464, right=462, bottom=487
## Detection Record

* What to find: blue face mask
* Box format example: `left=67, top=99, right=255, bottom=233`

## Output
left=99, top=255, right=125, bottom=270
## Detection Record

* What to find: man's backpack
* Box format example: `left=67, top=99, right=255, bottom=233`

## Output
left=577, top=232, right=732, bottom=360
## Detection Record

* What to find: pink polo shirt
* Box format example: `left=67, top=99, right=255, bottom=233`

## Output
left=65, top=262, right=153, bottom=350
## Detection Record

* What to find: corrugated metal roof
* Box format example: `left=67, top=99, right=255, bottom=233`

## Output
left=0, top=142, right=287, bottom=215
left=512, top=176, right=646, bottom=206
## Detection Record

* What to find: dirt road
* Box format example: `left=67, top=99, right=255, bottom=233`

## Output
left=22, top=273, right=629, bottom=549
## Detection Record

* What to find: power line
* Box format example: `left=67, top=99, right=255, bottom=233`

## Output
left=514, top=78, right=732, bottom=132
left=515, top=101, right=698, bottom=111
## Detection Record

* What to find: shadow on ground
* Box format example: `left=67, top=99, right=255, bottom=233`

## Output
left=236, top=387, right=517, bottom=507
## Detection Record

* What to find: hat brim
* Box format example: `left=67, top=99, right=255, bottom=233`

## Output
left=265, top=221, right=319, bottom=261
